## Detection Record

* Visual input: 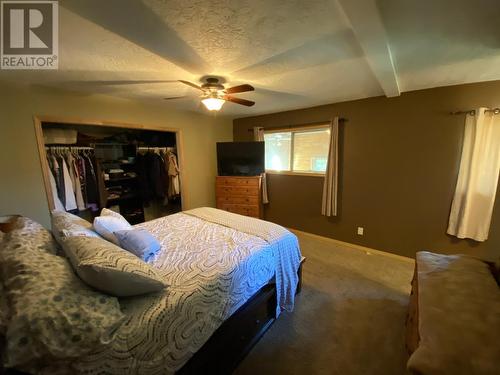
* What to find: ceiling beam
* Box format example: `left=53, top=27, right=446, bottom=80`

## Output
left=337, top=0, right=400, bottom=97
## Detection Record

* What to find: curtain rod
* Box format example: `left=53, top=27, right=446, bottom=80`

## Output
left=246, top=118, right=348, bottom=132
left=450, top=108, right=500, bottom=116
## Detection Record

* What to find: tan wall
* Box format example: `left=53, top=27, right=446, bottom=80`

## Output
left=234, top=81, right=500, bottom=260
left=0, top=82, right=233, bottom=228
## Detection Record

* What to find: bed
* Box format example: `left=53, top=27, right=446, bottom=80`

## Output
left=1, top=208, right=303, bottom=374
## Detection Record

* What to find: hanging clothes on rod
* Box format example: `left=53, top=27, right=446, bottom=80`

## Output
left=165, top=149, right=180, bottom=199
left=135, top=146, right=180, bottom=204
left=136, top=147, right=166, bottom=203
left=45, top=146, right=101, bottom=213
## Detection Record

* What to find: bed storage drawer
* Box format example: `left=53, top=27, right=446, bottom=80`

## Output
left=178, top=283, right=276, bottom=375
left=236, top=286, right=276, bottom=345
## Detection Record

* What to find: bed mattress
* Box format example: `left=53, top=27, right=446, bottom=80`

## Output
left=75, top=208, right=301, bottom=374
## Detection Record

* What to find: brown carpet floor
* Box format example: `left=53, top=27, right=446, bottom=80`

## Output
left=234, top=231, right=415, bottom=375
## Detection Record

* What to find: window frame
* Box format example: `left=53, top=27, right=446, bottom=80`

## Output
left=263, top=123, right=331, bottom=177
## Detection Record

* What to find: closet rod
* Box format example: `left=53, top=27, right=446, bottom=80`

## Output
left=450, top=107, right=500, bottom=116
left=136, top=146, right=176, bottom=151
left=45, top=146, right=93, bottom=150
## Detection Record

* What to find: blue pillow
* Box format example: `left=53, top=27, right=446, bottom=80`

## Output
left=114, top=229, right=161, bottom=262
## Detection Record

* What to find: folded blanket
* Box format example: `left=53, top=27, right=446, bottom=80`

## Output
left=185, top=207, right=302, bottom=316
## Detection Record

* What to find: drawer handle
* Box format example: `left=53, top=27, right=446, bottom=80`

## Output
left=255, top=319, right=260, bottom=324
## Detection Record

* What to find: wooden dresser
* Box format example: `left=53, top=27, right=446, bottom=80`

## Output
left=216, top=176, right=263, bottom=218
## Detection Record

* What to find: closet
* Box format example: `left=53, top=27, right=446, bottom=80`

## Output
left=37, top=120, right=184, bottom=224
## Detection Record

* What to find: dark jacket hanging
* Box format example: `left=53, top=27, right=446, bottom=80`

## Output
left=147, top=152, right=166, bottom=199
left=83, top=154, right=99, bottom=211
left=136, top=153, right=152, bottom=204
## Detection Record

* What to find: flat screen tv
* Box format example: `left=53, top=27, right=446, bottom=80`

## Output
left=217, top=141, right=265, bottom=176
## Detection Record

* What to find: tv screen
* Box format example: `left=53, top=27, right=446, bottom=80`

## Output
left=217, top=141, right=265, bottom=176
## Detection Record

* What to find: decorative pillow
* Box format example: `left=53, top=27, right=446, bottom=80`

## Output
left=0, top=281, right=8, bottom=336
left=93, top=211, right=132, bottom=245
left=61, top=236, right=167, bottom=297
left=51, top=210, right=100, bottom=244
left=0, top=230, right=125, bottom=373
left=4, top=216, right=58, bottom=255
left=114, top=228, right=161, bottom=262
left=100, top=208, right=126, bottom=220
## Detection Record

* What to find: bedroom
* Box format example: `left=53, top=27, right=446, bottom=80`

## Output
left=0, top=0, right=499, bottom=374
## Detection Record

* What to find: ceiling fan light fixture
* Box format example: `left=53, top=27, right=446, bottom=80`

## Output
left=201, top=97, right=225, bottom=111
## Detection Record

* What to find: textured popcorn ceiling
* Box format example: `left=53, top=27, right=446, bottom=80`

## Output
left=1, top=0, right=499, bottom=117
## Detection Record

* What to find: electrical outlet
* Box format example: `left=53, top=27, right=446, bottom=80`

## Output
left=357, top=227, right=364, bottom=236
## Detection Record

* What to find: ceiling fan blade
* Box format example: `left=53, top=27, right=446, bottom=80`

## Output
left=178, top=80, right=204, bottom=91
left=224, top=95, right=255, bottom=107
left=225, top=84, right=255, bottom=94
left=163, top=96, right=189, bottom=100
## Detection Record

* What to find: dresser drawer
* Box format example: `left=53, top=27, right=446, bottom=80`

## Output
left=217, top=196, right=259, bottom=205
left=216, top=176, right=263, bottom=219
left=217, top=186, right=259, bottom=196
left=217, top=177, right=260, bottom=187
left=219, top=204, right=260, bottom=217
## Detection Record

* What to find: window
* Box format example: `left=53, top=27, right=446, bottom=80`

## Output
left=264, top=125, right=331, bottom=174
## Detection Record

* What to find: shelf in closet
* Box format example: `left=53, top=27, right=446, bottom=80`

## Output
left=107, top=193, right=138, bottom=203
left=105, top=176, right=137, bottom=183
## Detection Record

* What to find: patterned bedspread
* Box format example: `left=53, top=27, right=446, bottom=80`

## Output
left=75, top=208, right=302, bottom=374
left=185, top=207, right=302, bottom=316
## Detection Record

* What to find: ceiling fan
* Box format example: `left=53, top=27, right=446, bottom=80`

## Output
left=165, top=78, right=255, bottom=111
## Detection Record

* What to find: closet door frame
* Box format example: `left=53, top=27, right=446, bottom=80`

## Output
left=33, top=115, right=188, bottom=213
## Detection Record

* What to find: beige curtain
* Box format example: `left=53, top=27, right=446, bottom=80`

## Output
left=447, top=108, right=500, bottom=241
left=253, top=127, right=269, bottom=204
left=321, top=117, right=339, bottom=216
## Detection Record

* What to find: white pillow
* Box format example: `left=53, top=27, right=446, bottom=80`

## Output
left=101, top=208, right=126, bottom=220
left=93, top=214, right=132, bottom=244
